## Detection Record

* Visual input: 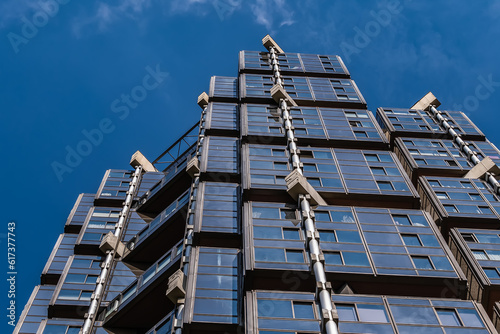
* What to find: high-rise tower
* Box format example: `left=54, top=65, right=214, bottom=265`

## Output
left=14, top=35, right=500, bottom=334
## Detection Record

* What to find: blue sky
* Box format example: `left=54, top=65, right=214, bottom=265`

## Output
left=2, top=0, right=500, bottom=331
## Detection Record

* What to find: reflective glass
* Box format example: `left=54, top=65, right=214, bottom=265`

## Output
left=436, top=309, right=461, bottom=326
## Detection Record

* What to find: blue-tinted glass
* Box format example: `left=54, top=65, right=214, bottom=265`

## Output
left=428, top=180, right=440, bottom=187
left=436, top=309, right=461, bottom=326
left=156, top=318, right=172, bottom=334
left=412, top=256, right=433, bottom=269
left=444, top=205, right=458, bottom=213
left=255, top=248, right=286, bottom=262
left=251, top=161, right=274, bottom=169
left=252, top=174, right=275, bottom=184
left=281, top=209, right=296, bottom=220
left=86, top=275, right=98, bottom=284
left=402, top=234, right=421, bottom=246
left=393, top=215, right=411, bottom=226
left=397, top=325, right=443, bottom=334
left=377, top=181, right=394, bottom=190
left=66, top=327, right=80, bottom=334
left=476, top=234, right=500, bottom=244
left=430, top=257, right=453, bottom=271
left=314, top=151, right=333, bottom=159
left=65, top=274, right=86, bottom=283
left=293, top=302, right=315, bottom=319
left=258, top=300, right=293, bottom=318
left=318, top=164, right=337, bottom=173
left=309, top=178, right=321, bottom=187
left=484, top=268, right=500, bottom=279
left=419, top=234, right=439, bottom=247
left=365, top=154, right=379, bottom=162
left=283, top=229, right=301, bottom=240
left=378, top=154, right=393, bottom=162
left=321, top=178, right=343, bottom=188
left=371, top=167, right=386, bottom=175
left=337, top=304, right=358, bottom=321
left=274, top=162, right=288, bottom=170
left=272, top=149, right=286, bottom=156
left=254, top=226, right=282, bottom=239
left=303, top=164, right=317, bottom=172
left=331, top=211, right=355, bottom=223
left=286, top=250, right=304, bottom=263
left=343, top=252, right=370, bottom=266
left=320, top=231, right=337, bottom=242
left=373, top=254, right=413, bottom=269
left=324, top=252, right=343, bottom=265
left=457, top=308, right=484, bottom=327
left=253, top=207, right=280, bottom=219
left=357, top=304, right=389, bottom=323
left=250, top=148, right=271, bottom=156
left=336, top=230, right=362, bottom=243
left=315, top=211, right=331, bottom=221
left=390, top=305, right=439, bottom=325
left=43, top=325, right=67, bottom=334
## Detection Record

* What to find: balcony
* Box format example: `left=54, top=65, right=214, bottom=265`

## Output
left=124, top=190, right=190, bottom=269
left=103, top=241, right=183, bottom=331
left=418, top=177, right=500, bottom=238
left=239, top=51, right=351, bottom=79
left=246, top=202, right=466, bottom=298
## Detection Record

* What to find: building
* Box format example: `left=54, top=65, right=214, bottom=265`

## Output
left=14, top=35, right=500, bottom=334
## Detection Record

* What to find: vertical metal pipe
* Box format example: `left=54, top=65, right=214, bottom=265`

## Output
left=81, top=166, right=143, bottom=334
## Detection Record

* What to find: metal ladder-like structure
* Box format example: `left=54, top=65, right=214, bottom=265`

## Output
left=80, top=166, right=143, bottom=334
left=267, top=37, right=339, bottom=334
left=172, top=94, right=209, bottom=334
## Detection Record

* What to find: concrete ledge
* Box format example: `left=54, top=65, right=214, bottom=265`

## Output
left=130, top=150, right=158, bottom=172
left=411, top=92, right=441, bottom=111
left=271, top=84, right=298, bottom=106
left=285, top=169, right=327, bottom=206
left=166, top=269, right=185, bottom=303
left=186, top=157, right=200, bottom=178
left=262, top=34, right=284, bottom=53
left=464, top=157, right=500, bottom=179
left=197, top=92, right=209, bottom=109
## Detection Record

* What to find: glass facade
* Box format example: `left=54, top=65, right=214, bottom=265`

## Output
left=14, top=37, right=500, bottom=334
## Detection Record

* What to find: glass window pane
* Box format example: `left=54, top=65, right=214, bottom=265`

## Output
left=324, top=252, right=343, bottom=265
left=337, top=304, right=358, bottom=321
left=402, top=234, right=422, bottom=246
left=393, top=215, right=411, bottom=225
left=293, top=302, right=315, bottom=319
left=343, top=252, right=370, bottom=266
left=390, top=305, right=439, bottom=325
left=283, top=229, right=301, bottom=240
left=258, top=300, right=293, bottom=318
left=286, top=250, right=305, bottom=263
left=254, top=226, right=282, bottom=239
left=436, top=309, right=461, bottom=326
left=357, top=304, right=389, bottom=323
left=457, top=308, right=484, bottom=327
left=253, top=207, right=280, bottom=219
left=412, top=256, right=433, bottom=269
left=336, top=230, right=362, bottom=243
left=255, top=248, right=286, bottom=262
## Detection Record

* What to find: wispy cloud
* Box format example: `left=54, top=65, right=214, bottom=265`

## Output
left=0, top=0, right=39, bottom=29
left=71, top=0, right=151, bottom=38
left=250, top=0, right=295, bottom=31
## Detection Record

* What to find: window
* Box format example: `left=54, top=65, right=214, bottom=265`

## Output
left=281, top=209, right=296, bottom=220
left=283, top=228, right=301, bottom=240
left=412, top=256, right=434, bottom=269
left=293, top=302, right=315, bottom=319
left=402, top=234, right=422, bottom=246
left=446, top=160, right=458, bottom=167
left=429, top=180, right=441, bottom=187
left=365, top=154, right=379, bottom=162
left=273, top=162, right=288, bottom=170
left=461, top=233, right=476, bottom=242
left=370, top=167, right=386, bottom=175
left=392, top=215, right=411, bottom=226
left=484, top=268, right=500, bottom=279
left=436, top=309, right=461, bottom=326
left=255, top=248, right=285, bottom=262
left=436, top=192, right=449, bottom=199
left=377, top=181, right=394, bottom=191
left=324, top=252, right=343, bottom=265
left=336, top=303, right=388, bottom=323
left=303, top=163, right=317, bottom=172
left=319, top=231, right=337, bottom=242
left=285, top=250, right=305, bottom=263
left=43, top=325, right=81, bottom=334
left=337, top=304, right=358, bottom=321
left=444, top=205, right=458, bottom=213
left=349, top=121, right=362, bottom=127
left=472, top=250, right=488, bottom=260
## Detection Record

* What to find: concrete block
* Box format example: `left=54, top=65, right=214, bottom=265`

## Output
left=271, top=84, right=298, bottom=107
left=285, top=169, right=327, bottom=206
left=130, top=151, right=158, bottom=172
left=197, top=92, right=209, bottom=109
left=464, top=157, right=500, bottom=179
left=166, top=269, right=185, bottom=303
left=186, top=157, right=200, bottom=178
left=262, top=34, right=284, bottom=53
left=99, top=232, right=125, bottom=257
left=411, top=92, right=441, bottom=111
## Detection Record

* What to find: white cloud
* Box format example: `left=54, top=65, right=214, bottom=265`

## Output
left=71, top=0, right=151, bottom=38
left=250, top=0, right=295, bottom=32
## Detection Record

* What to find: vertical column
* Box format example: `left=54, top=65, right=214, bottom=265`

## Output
left=81, top=166, right=143, bottom=334
left=267, top=41, right=339, bottom=334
